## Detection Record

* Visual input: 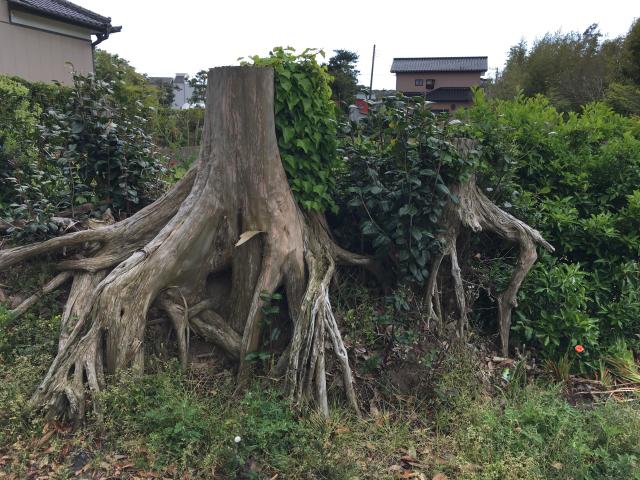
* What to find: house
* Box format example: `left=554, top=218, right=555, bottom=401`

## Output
left=0, top=0, right=120, bottom=84
left=149, top=73, right=197, bottom=109
left=390, top=56, right=488, bottom=112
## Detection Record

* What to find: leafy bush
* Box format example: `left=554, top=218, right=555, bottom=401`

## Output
left=338, top=95, right=476, bottom=283
left=513, top=256, right=599, bottom=356
left=0, top=77, right=65, bottom=237
left=42, top=72, right=166, bottom=216
left=1, top=70, right=167, bottom=238
left=464, top=91, right=640, bottom=362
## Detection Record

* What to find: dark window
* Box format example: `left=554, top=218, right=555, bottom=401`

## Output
left=415, top=79, right=424, bottom=86
left=425, top=79, right=435, bottom=90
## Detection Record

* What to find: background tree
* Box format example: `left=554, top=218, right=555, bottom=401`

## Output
left=605, top=18, right=640, bottom=116
left=490, top=24, right=624, bottom=111
left=94, top=50, right=161, bottom=110
left=188, top=70, right=208, bottom=105
left=621, top=18, right=640, bottom=84
left=326, top=49, right=359, bottom=111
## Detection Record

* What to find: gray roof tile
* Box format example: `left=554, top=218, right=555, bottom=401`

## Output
left=391, top=57, right=488, bottom=73
left=8, top=0, right=116, bottom=30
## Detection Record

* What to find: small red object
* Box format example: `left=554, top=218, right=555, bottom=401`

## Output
left=575, top=345, right=584, bottom=353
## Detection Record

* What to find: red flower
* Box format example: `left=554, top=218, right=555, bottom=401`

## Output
left=575, top=345, right=585, bottom=353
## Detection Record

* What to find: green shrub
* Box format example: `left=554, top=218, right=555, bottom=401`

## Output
left=514, top=256, right=599, bottom=359
left=0, top=77, right=64, bottom=237
left=42, top=72, right=166, bottom=216
left=464, top=92, right=640, bottom=362
left=338, top=95, right=476, bottom=284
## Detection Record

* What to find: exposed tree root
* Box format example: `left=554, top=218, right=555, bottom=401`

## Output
left=1, top=67, right=367, bottom=422
left=424, top=175, right=554, bottom=355
left=286, top=215, right=360, bottom=416
left=8, top=271, right=72, bottom=320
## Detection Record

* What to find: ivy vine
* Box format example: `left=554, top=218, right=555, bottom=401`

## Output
left=243, top=47, right=342, bottom=212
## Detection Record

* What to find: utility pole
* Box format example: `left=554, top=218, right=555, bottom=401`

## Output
left=368, top=44, right=376, bottom=99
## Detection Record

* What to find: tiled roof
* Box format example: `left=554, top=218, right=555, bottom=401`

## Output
left=8, top=0, right=116, bottom=31
left=391, top=57, right=488, bottom=73
left=425, top=87, right=473, bottom=103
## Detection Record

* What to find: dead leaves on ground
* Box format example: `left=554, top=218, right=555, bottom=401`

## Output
left=388, top=447, right=452, bottom=480
left=0, top=422, right=187, bottom=480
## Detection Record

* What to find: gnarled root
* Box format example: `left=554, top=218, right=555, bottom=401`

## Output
left=424, top=175, right=554, bottom=355
left=285, top=215, right=360, bottom=416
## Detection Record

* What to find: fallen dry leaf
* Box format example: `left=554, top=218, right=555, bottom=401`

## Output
left=235, top=230, right=263, bottom=247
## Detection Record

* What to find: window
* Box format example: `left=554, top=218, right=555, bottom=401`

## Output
left=415, top=79, right=424, bottom=86
left=425, top=79, right=435, bottom=90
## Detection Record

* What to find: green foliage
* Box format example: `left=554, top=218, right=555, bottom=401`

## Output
left=464, top=91, right=640, bottom=362
left=98, top=367, right=342, bottom=476
left=94, top=49, right=161, bottom=111
left=0, top=301, right=61, bottom=444
left=513, top=256, right=598, bottom=360
left=42, top=72, right=166, bottom=215
left=491, top=24, right=625, bottom=111
left=1, top=66, right=167, bottom=237
left=621, top=18, right=640, bottom=85
left=243, top=47, right=342, bottom=212
left=2, top=304, right=639, bottom=479
left=605, top=82, right=640, bottom=116
left=245, top=291, right=284, bottom=366
left=336, top=285, right=423, bottom=371
left=0, top=77, right=66, bottom=238
left=339, top=95, right=476, bottom=283
left=491, top=19, right=640, bottom=117
left=153, top=107, right=205, bottom=149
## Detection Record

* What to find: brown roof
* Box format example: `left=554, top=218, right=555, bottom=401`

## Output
left=391, top=57, right=488, bottom=73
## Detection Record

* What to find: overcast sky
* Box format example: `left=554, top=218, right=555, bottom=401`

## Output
left=82, top=0, right=637, bottom=89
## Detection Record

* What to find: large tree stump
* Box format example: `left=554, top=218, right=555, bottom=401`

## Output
left=0, top=67, right=365, bottom=420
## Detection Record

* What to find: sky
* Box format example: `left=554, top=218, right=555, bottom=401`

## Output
left=82, top=0, right=638, bottom=89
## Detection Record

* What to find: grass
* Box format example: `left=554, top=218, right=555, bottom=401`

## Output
left=1, top=295, right=639, bottom=479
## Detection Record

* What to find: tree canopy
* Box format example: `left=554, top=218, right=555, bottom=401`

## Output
left=491, top=20, right=640, bottom=115
left=326, top=49, right=360, bottom=111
